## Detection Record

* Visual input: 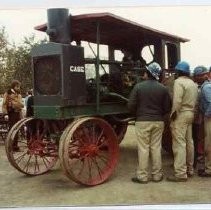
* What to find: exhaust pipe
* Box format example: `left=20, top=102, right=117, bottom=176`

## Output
left=46, top=8, right=71, bottom=44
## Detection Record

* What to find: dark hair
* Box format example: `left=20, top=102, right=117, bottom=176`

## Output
left=177, top=70, right=190, bottom=77
left=27, top=90, right=33, bottom=95
left=11, top=80, right=21, bottom=89
left=146, top=70, right=156, bottom=80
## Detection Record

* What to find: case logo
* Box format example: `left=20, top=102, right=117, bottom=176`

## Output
left=70, top=65, right=85, bottom=72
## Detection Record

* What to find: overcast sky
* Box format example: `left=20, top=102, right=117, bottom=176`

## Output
left=0, top=2, right=211, bottom=69
left=1, top=0, right=211, bottom=8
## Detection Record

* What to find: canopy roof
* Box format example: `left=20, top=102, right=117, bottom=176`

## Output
left=35, top=12, right=189, bottom=49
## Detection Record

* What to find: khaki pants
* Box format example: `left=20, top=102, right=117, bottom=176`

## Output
left=204, top=117, right=211, bottom=173
left=170, top=111, right=194, bottom=178
left=135, top=121, right=164, bottom=181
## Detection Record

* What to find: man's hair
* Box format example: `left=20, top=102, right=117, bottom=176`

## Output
left=27, top=90, right=32, bottom=95
left=146, top=70, right=156, bottom=80
left=11, top=80, right=21, bottom=89
left=177, top=71, right=190, bottom=77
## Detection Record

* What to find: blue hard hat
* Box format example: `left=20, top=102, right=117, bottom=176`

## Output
left=146, top=62, right=161, bottom=80
left=175, top=61, right=190, bottom=74
left=193, top=65, right=208, bottom=76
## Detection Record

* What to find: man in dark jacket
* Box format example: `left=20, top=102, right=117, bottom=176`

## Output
left=128, top=62, right=172, bottom=184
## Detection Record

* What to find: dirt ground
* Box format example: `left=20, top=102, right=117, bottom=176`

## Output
left=0, top=125, right=211, bottom=208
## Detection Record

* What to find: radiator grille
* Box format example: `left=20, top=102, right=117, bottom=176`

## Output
left=34, top=55, right=61, bottom=95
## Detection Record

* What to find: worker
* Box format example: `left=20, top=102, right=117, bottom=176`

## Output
left=167, top=61, right=198, bottom=182
left=194, top=65, right=211, bottom=177
left=128, top=62, right=172, bottom=184
left=192, top=66, right=207, bottom=175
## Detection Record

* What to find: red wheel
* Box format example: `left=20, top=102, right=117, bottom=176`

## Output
left=5, top=117, right=30, bottom=155
left=59, top=117, right=119, bottom=186
left=5, top=118, right=59, bottom=175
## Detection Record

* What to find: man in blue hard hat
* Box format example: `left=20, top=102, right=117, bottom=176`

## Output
left=128, top=62, right=172, bottom=184
left=193, top=65, right=211, bottom=177
left=192, top=66, right=207, bottom=175
left=167, top=61, right=198, bottom=182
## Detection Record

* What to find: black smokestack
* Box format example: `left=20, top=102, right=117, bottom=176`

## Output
left=46, top=8, right=71, bottom=44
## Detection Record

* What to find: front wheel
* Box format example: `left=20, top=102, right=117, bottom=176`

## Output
left=5, top=118, right=59, bottom=175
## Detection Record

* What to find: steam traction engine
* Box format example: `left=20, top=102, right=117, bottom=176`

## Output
left=5, top=8, right=189, bottom=186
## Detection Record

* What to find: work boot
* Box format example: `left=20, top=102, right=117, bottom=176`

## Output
left=166, top=175, right=187, bottom=182
left=187, top=172, right=194, bottom=178
left=131, top=177, right=148, bottom=184
left=198, top=171, right=211, bottom=177
left=152, top=175, right=163, bottom=183
left=198, top=169, right=205, bottom=176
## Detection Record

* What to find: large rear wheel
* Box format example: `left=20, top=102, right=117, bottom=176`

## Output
left=59, top=117, right=119, bottom=186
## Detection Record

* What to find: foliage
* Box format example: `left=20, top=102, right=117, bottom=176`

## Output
left=0, top=27, right=47, bottom=95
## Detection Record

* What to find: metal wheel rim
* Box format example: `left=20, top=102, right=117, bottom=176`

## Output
left=5, top=117, right=31, bottom=154
left=5, top=118, right=59, bottom=175
left=59, top=117, right=119, bottom=186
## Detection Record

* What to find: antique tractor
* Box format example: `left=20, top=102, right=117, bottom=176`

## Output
left=5, top=8, right=188, bottom=186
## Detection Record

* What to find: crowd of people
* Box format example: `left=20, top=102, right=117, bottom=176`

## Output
left=128, top=61, right=211, bottom=183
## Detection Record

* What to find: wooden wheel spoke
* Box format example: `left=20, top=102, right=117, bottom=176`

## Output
left=77, top=159, right=85, bottom=176
left=68, top=142, right=79, bottom=154
left=14, top=152, right=28, bottom=164
left=17, top=141, right=28, bottom=145
left=45, top=150, right=57, bottom=158
left=96, top=129, right=104, bottom=145
left=98, top=137, right=108, bottom=148
left=68, top=141, right=80, bottom=149
left=90, top=157, right=102, bottom=180
left=97, top=152, right=109, bottom=164
left=87, top=157, right=93, bottom=180
left=81, top=126, right=92, bottom=143
left=23, top=155, right=32, bottom=173
left=91, top=124, right=97, bottom=143
left=34, top=156, right=40, bottom=173
left=42, top=157, right=50, bottom=169
left=72, top=133, right=85, bottom=145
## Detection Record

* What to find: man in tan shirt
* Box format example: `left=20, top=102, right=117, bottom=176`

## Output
left=167, top=61, right=198, bottom=182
